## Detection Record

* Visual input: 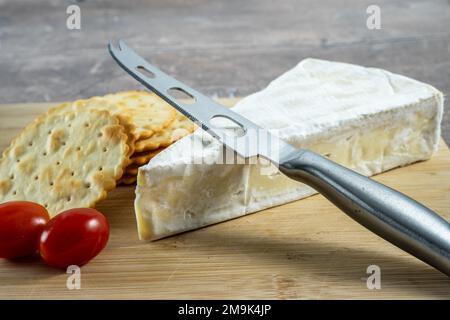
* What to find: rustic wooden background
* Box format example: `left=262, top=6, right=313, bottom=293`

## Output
left=0, top=0, right=449, bottom=144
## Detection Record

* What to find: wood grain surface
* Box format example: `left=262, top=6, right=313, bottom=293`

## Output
left=0, top=0, right=449, bottom=144
left=0, top=100, right=449, bottom=299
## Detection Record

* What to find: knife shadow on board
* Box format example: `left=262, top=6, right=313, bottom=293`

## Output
left=175, top=226, right=450, bottom=298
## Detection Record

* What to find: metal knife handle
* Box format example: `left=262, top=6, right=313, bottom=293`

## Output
left=279, top=149, right=450, bottom=276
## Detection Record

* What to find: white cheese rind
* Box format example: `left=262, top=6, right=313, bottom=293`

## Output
left=135, top=58, right=444, bottom=241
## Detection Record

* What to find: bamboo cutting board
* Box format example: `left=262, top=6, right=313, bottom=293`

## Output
left=0, top=100, right=449, bottom=299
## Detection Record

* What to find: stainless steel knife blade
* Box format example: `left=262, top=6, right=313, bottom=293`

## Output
left=108, top=40, right=297, bottom=164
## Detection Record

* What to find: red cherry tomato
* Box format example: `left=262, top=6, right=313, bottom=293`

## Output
left=0, top=201, right=50, bottom=259
left=39, top=208, right=109, bottom=269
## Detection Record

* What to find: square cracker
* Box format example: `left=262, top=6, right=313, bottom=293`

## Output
left=118, top=174, right=137, bottom=185
left=0, top=109, right=129, bottom=216
left=102, top=91, right=177, bottom=139
left=47, top=99, right=137, bottom=158
left=48, top=90, right=176, bottom=143
left=130, top=147, right=165, bottom=166
left=125, top=164, right=140, bottom=176
left=134, top=111, right=197, bottom=153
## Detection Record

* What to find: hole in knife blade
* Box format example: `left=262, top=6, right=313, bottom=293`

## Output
left=136, top=66, right=155, bottom=79
left=167, top=87, right=196, bottom=105
left=210, top=115, right=246, bottom=137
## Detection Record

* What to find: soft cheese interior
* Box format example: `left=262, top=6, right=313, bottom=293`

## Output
left=135, top=58, right=444, bottom=241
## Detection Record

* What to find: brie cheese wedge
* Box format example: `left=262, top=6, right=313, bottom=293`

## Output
left=135, top=58, right=444, bottom=241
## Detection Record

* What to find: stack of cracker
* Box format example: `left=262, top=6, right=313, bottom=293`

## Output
left=49, top=91, right=196, bottom=184
left=0, top=91, right=196, bottom=216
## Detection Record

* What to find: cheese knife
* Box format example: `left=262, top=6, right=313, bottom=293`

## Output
left=109, top=40, right=450, bottom=276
